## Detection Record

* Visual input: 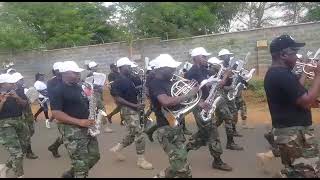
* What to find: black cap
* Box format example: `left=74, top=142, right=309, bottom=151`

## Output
left=270, top=34, right=305, bottom=54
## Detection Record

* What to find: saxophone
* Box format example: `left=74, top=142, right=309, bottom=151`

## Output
left=83, top=76, right=106, bottom=137
left=200, top=63, right=224, bottom=122
left=227, top=52, right=255, bottom=100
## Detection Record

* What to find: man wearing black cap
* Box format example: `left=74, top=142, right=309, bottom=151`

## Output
left=264, top=34, right=320, bottom=178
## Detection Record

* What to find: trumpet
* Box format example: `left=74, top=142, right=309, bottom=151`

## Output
left=295, top=61, right=317, bottom=79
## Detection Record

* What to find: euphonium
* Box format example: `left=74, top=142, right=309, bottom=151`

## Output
left=295, top=61, right=317, bottom=79
left=227, top=52, right=255, bottom=100
left=227, top=67, right=255, bottom=100
left=162, top=74, right=202, bottom=127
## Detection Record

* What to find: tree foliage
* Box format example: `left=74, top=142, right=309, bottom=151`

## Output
left=0, top=10, right=41, bottom=51
left=303, top=3, right=320, bottom=22
left=114, top=2, right=241, bottom=40
left=1, top=2, right=320, bottom=52
left=1, top=2, right=123, bottom=50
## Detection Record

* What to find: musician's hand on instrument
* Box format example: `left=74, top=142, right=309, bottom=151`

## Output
left=187, top=84, right=200, bottom=98
left=310, top=99, right=320, bottom=108
left=198, top=101, right=210, bottom=111
left=304, top=63, right=316, bottom=74
left=0, top=94, right=9, bottom=102
left=135, top=103, right=145, bottom=111
left=78, top=119, right=96, bottom=128
left=9, top=91, right=19, bottom=99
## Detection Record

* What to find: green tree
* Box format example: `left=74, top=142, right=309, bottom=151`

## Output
left=114, top=2, right=241, bottom=40
left=303, top=3, right=320, bottom=22
left=0, top=11, right=41, bottom=51
left=2, top=2, right=122, bottom=49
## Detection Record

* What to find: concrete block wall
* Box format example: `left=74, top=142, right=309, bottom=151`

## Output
left=1, top=21, right=320, bottom=86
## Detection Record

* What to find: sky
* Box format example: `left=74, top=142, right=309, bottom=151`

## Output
left=103, top=2, right=113, bottom=7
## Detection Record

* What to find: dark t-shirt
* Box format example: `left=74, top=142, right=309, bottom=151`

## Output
left=110, top=75, right=138, bottom=104
left=130, top=74, right=142, bottom=87
left=108, top=72, right=120, bottom=82
left=0, top=88, right=27, bottom=119
left=47, top=76, right=62, bottom=98
left=184, top=65, right=209, bottom=99
left=148, top=78, right=173, bottom=127
left=49, top=82, right=89, bottom=119
left=264, top=66, right=312, bottom=128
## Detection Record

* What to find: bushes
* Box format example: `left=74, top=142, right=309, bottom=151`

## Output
left=247, top=79, right=266, bottom=102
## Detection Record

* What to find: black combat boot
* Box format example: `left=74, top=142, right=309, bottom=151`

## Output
left=61, top=169, right=74, bottom=178
left=48, top=138, right=63, bottom=158
left=145, top=125, right=157, bottom=142
left=226, top=135, right=244, bottom=151
left=26, top=144, right=38, bottom=159
left=212, top=156, right=233, bottom=171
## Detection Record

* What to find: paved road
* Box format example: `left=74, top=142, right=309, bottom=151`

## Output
left=2, top=117, right=306, bottom=178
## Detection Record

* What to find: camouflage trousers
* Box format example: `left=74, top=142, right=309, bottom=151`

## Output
left=119, top=106, right=145, bottom=155
left=273, top=126, right=320, bottom=178
left=94, top=91, right=107, bottom=125
left=235, top=94, right=247, bottom=121
left=156, top=125, right=192, bottom=178
left=58, top=124, right=100, bottom=178
left=215, top=95, right=236, bottom=137
left=186, top=107, right=223, bottom=158
left=0, top=118, right=29, bottom=177
left=22, top=105, right=35, bottom=146
left=94, top=91, right=105, bottom=111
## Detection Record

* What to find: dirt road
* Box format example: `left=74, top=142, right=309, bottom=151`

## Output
left=1, top=92, right=320, bottom=177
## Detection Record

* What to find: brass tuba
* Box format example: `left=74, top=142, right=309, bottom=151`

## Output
left=162, top=74, right=202, bottom=127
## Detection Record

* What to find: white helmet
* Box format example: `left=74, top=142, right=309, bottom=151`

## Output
left=218, top=49, right=233, bottom=57
left=296, top=54, right=302, bottom=59
left=208, top=57, right=223, bottom=65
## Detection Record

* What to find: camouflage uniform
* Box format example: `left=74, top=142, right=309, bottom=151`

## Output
left=273, top=126, right=320, bottom=178
left=58, top=123, right=100, bottom=178
left=186, top=106, right=223, bottom=158
left=235, top=93, right=247, bottom=121
left=156, top=125, right=192, bottom=178
left=94, top=88, right=105, bottom=112
left=0, top=117, right=28, bottom=177
left=264, top=128, right=280, bottom=157
left=215, top=90, right=236, bottom=137
left=22, top=104, right=35, bottom=146
left=119, top=106, right=145, bottom=154
left=93, top=90, right=107, bottom=124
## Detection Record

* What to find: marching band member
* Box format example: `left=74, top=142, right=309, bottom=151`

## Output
left=144, top=64, right=158, bottom=142
left=47, top=62, right=64, bottom=158
left=13, top=72, right=39, bottom=159
left=185, top=47, right=232, bottom=171
left=109, top=57, right=153, bottom=170
left=148, top=54, right=198, bottom=178
left=106, top=64, right=122, bottom=125
left=216, top=48, right=244, bottom=150
left=0, top=73, right=29, bottom=178
left=33, top=72, right=50, bottom=128
left=50, top=61, right=100, bottom=178
left=86, top=61, right=113, bottom=133
left=264, top=34, right=320, bottom=178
